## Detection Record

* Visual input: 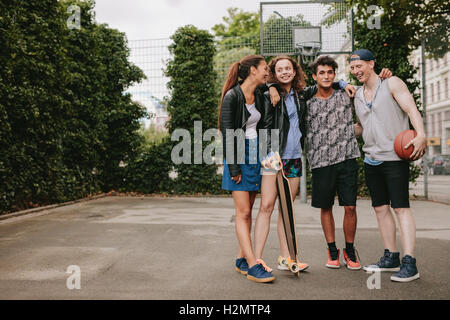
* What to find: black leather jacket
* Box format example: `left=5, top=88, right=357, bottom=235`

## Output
left=263, top=82, right=343, bottom=157
left=220, top=83, right=266, bottom=177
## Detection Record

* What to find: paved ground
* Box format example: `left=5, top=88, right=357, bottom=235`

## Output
left=0, top=196, right=449, bottom=300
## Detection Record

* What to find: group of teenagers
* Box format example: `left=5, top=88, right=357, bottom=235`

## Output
left=218, top=49, right=427, bottom=284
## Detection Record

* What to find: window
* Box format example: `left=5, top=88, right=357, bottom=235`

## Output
left=432, top=114, right=435, bottom=136
left=427, top=115, right=433, bottom=137
left=431, top=83, right=435, bottom=103
left=445, top=78, right=449, bottom=99
left=437, top=80, right=440, bottom=101
left=427, top=84, right=431, bottom=104
left=437, top=113, right=442, bottom=136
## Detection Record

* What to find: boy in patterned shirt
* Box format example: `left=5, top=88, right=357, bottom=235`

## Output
left=305, top=56, right=362, bottom=270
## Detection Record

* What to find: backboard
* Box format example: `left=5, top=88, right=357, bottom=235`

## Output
left=260, top=0, right=354, bottom=57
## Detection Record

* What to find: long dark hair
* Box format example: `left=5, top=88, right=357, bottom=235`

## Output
left=268, top=55, right=307, bottom=94
left=218, top=54, right=265, bottom=129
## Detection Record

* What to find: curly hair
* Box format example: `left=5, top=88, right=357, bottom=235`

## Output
left=310, top=55, right=338, bottom=75
left=267, top=55, right=307, bottom=94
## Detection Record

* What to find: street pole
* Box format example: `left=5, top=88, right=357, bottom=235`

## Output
left=298, top=54, right=307, bottom=203
left=421, top=38, right=429, bottom=200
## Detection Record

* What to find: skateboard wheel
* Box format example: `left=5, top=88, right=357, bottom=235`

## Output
left=278, top=256, right=288, bottom=267
left=288, top=261, right=299, bottom=273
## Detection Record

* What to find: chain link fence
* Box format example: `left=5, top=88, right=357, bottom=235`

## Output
left=125, top=32, right=450, bottom=204
left=127, top=36, right=259, bottom=129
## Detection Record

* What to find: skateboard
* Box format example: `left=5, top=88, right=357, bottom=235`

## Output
left=262, top=152, right=300, bottom=277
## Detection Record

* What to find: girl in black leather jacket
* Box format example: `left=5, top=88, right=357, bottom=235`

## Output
left=218, top=54, right=275, bottom=282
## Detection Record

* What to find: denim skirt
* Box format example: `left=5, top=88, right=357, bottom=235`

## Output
left=222, top=138, right=261, bottom=192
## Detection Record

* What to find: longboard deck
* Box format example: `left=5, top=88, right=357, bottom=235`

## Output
left=263, top=152, right=299, bottom=275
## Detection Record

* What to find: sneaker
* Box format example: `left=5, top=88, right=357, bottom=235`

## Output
left=391, top=255, right=420, bottom=282
left=363, top=249, right=400, bottom=272
left=326, top=249, right=340, bottom=269
left=247, top=264, right=275, bottom=283
left=256, top=259, right=273, bottom=273
left=277, top=256, right=309, bottom=272
left=343, top=248, right=362, bottom=270
left=235, top=257, right=249, bottom=275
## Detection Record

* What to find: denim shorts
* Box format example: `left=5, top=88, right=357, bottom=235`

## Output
left=222, top=138, right=261, bottom=192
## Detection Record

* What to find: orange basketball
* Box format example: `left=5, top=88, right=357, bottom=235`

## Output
left=394, top=130, right=417, bottom=161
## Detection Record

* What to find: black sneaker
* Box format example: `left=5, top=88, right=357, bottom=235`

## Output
left=391, top=255, right=420, bottom=282
left=363, top=249, right=400, bottom=272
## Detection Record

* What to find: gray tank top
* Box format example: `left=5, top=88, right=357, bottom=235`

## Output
left=354, top=78, right=409, bottom=161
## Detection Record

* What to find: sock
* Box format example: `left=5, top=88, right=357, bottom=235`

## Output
left=346, top=242, right=356, bottom=262
left=345, top=242, right=354, bottom=252
left=328, top=242, right=338, bottom=260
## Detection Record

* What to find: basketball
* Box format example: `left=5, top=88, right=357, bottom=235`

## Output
left=394, top=130, right=417, bottom=161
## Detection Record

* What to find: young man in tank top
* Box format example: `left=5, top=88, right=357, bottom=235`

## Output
left=350, top=49, right=426, bottom=282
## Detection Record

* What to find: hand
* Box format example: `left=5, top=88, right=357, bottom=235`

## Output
left=269, top=86, right=280, bottom=107
left=379, top=68, right=393, bottom=79
left=231, top=174, right=242, bottom=184
left=405, top=134, right=427, bottom=161
left=345, top=84, right=356, bottom=98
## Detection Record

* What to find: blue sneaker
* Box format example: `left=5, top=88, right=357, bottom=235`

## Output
left=235, top=258, right=249, bottom=275
left=363, top=249, right=400, bottom=272
left=391, top=255, right=420, bottom=282
left=247, top=263, right=275, bottom=283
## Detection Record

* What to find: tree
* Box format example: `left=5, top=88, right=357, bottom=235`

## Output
left=212, top=7, right=260, bottom=51
left=348, top=0, right=449, bottom=58
left=0, top=0, right=147, bottom=213
left=164, top=25, right=222, bottom=194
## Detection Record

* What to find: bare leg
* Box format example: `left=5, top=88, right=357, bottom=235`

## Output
left=233, top=191, right=257, bottom=267
left=393, top=208, right=416, bottom=257
left=254, top=174, right=277, bottom=259
left=321, top=207, right=335, bottom=243
left=343, top=206, right=357, bottom=243
left=373, top=205, right=397, bottom=252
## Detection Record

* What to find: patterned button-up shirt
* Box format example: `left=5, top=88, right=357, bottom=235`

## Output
left=305, top=90, right=360, bottom=170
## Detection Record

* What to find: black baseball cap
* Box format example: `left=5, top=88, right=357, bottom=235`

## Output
left=349, top=49, right=375, bottom=62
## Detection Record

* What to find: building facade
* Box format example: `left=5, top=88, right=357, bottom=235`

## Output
left=410, top=49, right=450, bottom=156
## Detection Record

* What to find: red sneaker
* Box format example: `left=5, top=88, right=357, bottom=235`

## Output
left=326, top=249, right=340, bottom=269
left=343, top=248, right=362, bottom=270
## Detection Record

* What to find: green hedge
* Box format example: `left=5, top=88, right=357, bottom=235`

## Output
left=163, top=25, right=223, bottom=195
left=0, top=0, right=147, bottom=213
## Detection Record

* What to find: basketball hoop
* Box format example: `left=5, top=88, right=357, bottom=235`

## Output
left=292, top=26, right=322, bottom=65
left=296, top=41, right=321, bottom=64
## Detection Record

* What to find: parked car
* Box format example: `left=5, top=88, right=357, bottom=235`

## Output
left=432, top=154, right=450, bottom=175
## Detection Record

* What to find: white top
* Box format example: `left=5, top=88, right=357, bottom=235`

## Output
left=245, top=103, right=260, bottom=139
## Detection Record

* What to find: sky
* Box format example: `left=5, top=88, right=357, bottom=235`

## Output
left=94, top=0, right=267, bottom=40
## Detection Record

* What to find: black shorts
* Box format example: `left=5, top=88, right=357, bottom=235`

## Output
left=364, top=161, right=410, bottom=208
left=311, top=159, right=358, bottom=209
